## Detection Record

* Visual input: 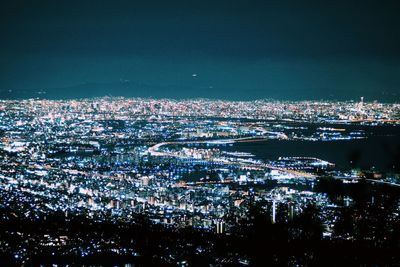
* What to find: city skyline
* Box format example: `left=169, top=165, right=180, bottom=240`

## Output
left=1, top=1, right=400, bottom=265
left=1, top=96, right=399, bottom=265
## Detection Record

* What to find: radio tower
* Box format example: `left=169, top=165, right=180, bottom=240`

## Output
left=358, top=96, right=364, bottom=112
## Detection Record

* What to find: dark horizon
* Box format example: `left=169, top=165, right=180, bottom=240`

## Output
left=0, top=81, right=398, bottom=103
left=1, top=0, right=399, bottom=101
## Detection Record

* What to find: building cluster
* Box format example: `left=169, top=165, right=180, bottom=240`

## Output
left=0, top=97, right=399, bottom=236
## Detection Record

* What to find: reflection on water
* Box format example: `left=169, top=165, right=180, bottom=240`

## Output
left=228, top=124, right=400, bottom=171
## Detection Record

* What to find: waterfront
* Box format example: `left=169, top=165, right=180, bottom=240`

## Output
left=230, top=134, right=400, bottom=171
left=0, top=97, right=399, bottom=265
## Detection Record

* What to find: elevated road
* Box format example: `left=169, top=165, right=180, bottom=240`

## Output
left=146, top=137, right=316, bottom=179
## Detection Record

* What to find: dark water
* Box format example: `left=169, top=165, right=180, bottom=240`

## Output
left=228, top=125, right=400, bottom=171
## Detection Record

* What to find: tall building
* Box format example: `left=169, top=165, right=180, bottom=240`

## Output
left=216, top=220, right=225, bottom=234
left=272, top=200, right=276, bottom=224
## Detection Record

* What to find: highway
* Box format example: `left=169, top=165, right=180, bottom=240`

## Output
left=146, top=137, right=316, bottom=179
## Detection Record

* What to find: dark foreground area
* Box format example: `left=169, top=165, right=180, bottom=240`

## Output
left=1, top=179, right=399, bottom=266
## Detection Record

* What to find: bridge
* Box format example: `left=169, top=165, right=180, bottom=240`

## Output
left=146, top=137, right=316, bottom=179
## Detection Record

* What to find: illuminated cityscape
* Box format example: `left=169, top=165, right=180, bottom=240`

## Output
left=0, top=97, right=399, bottom=265
left=1, top=0, right=400, bottom=265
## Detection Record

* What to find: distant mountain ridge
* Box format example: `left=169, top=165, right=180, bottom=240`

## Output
left=0, top=81, right=397, bottom=102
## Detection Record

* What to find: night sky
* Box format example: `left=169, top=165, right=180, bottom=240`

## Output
left=0, top=0, right=399, bottom=101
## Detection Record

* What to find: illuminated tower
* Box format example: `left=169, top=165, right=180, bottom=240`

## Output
left=216, top=220, right=224, bottom=234
left=272, top=200, right=276, bottom=224
left=289, top=203, right=294, bottom=221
